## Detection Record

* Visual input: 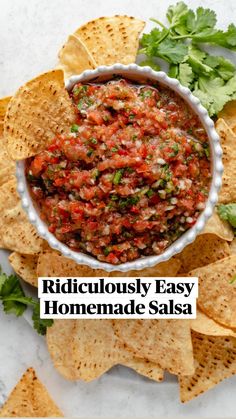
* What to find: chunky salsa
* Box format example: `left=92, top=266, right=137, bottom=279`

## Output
left=26, top=78, right=211, bottom=264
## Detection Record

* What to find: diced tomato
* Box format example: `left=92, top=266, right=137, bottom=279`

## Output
left=173, top=163, right=187, bottom=177
left=189, top=161, right=200, bottom=177
left=106, top=252, right=119, bottom=264
left=87, top=110, right=104, bottom=125
left=130, top=206, right=139, bottom=214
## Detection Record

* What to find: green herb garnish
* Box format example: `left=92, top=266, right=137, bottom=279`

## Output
left=138, top=2, right=236, bottom=116
left=170, top=143, right=179, bottom=157
left=140, top=89, right=153, bottom=100
left=119, top=196, right=140, bottom=209
left=146, top=189, right=154, bottom=198
left=103, top=247, right=111, bottom=256
left=71, top=124, right=79, bottom=133
left=73, top=85, right=88, bottom=96
left=111, top=146, right=118, bottom=152
left=111, top=194, right=119, bottom=201
left=113, top=169, right=124, bottom=185
left=0, top=268, right=53, bottom=335
left=218, top=203, right=236, bottom=228
left=87, top=149, right=93, bottom=157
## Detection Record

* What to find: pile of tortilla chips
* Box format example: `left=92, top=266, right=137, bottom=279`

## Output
left=0, top=15, right=236, bottom=406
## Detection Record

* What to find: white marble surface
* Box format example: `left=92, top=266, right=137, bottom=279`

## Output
left=1, top=0, right=236, bottom=417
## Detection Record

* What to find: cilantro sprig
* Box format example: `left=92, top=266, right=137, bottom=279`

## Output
left=0, top=268, right=53, bottom=335
left=139, top=2, right=236, bottom=116
left=218, top=203, right=236, bottom=231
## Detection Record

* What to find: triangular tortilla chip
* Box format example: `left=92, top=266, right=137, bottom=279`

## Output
left=113, top=319, right=194, bottom=376
left=218, top=100, right=236, bottom=134
left=201, top=210, right=234, bottom=241
left=4, top=69, right=76, bottom=160
left=0, top=367, right=63, bottom=417
left=179, top=332, right=236, bottom=403
left=74, top=16, right=145, bottom=66
left=37, top=251, right=109, bottom=277
left=191, top=310, right=236, bottom=337
left=189, top=255, right=236, bottom=329
left=0, top=97, right=15, bottom=186
left=58, top=35, right=97, bottom=78
left=47, top=319, right=163, bottom=382
left=216, top=119, right=236, bottom=203
left=0, top=177, right=43, bottom=253
left=178, top=234, right=230, bottom=273
left=9, top=252, right=39, bottom=287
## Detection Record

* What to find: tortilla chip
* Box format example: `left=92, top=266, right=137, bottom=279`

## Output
left=201, top=210, right=234, bottom=241
left=191, top=310, right=236, bottom=338
left=9, top=252, right=38, bottom=287
left=0, top=177, right=43, bottom=253
left=74, top=16, right=145, bottom=66
left=179, top=332, right=236, bottom=402
left=4, top=69, right=76, bottom=160
left=58, top=35, right=97, bottom=79
left=111, top=257, right=181, bottom=277
left=218, top=100, right=236, bottom=134
left=230, top=238, right=236, bottom=255
left=113, top=319, right=194, bottom=376
left=178, top=234, right=230, bottom=273
left=189, top=255, right=236, bottom=329
left=37, top=251, right=109, bottom=277
left=0, top=96, right=11, bottom=124
left=47, top=319, right=163, bottom=382
left=0, top=97, right=16, bottom=186
left=0, top=367, right=63, bottom=417
left=216, top=119, right=236, bottom=203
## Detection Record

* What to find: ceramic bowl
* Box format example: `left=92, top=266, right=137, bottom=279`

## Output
left=16, top=64, right=223, bottom=272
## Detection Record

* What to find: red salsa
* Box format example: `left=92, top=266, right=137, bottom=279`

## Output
left=26, top=78, right=211, bottom=264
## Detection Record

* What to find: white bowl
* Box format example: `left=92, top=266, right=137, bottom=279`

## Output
left=16, top=64, right=223, bottom=272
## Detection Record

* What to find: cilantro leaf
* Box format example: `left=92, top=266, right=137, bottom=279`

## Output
left=226, top=23, right=236, bottom=47
left=193, top=75, right=236, bottom=116
left=0, top=272, right=29, bottom=316
left=168, top=63, right=179, bottom=79
left=178, top=63, right=194, bottom=87
left=192, top=88, right=212, bottom=112
left=218, top=203, right=236, bottom=228
left=0, top=268, right=53, bottom=334
left=187, top=45, right=213, bottom=76
left=155, top=38, right=188, bottom=64
left=192, top=24, right=236, bottom=50
left=139, top=59, right=160, bottom=71
left=140, top=28, right=167, bottom=50
left=32, top=303, right=53, bottom=336
left=140, top=28, right=187, bottom=64
left=188, top=44, right=206, bottom=61
left=204, top=55, right=236, bottom=80
left=167, top=2, right=189, bottom=29
left=138, top=3, right=236, bottom=117
left=186, top=7, right=217, bottom=35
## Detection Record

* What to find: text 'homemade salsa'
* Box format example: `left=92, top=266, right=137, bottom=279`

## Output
left=26, top=78, right=211, bottom=264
